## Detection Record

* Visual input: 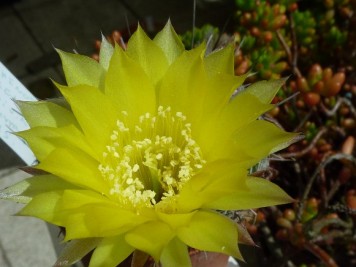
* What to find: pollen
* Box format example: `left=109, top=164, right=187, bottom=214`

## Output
left=98, top=106, right=206, bottom=208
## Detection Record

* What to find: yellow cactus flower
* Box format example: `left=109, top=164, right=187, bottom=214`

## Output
left=1, top=21, right=299, bottom=267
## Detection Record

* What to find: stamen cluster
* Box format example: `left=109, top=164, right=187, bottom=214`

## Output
left=98, top=106, right=206, bottom=208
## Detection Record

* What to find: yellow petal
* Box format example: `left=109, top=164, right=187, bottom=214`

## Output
left=199, top=89, right=272, bottom=159
left=105, top=46, right=156, bottom=121
left=52, top=124, right=97, bottom=159
left=61, top=191, right=152, bottom=240
left=201, top=72, right=247, bottom=115
left=232, top=120, right=301, bottom=162
left=47, top=97, right=71, bottom=107
left=189, top=72, right=247, bottom=134
left=153, top=20, right=185, bottom=65
left=0, top=174, right=78, bottom=204
left=177, top=160, right=248, bottom=212
left=187, top=160, right=247, bottom=193
left=16, top=100, right=78, bottom=128
left=56, top=49, right=105, bottom=88
left=158, top=43, right=206, bottom=113
left=37, top=148, right=109, bottom=195
left=240, top=78, right=287, bottom=104
left=64, top=205, right=147, bottom=240
left=17, top=191, right=65, bottom=225
left=204, top=177, right=294, bottom=210
left=158, top=44, right=246, bottom=138
left=126, top=25, right=168, bottom=84
left=155, top=210, right=196, bottom=229
left=125, top=221, right=174, bottom=262
left=56, top=83, right=120, bottom=155
left=17, top=124, right=97, bottom=161
left=160, top=238, right=191, bottom=267
left=177, top=210, right=242, bottom=259
left=60, top=189, right=114, bottom=210
left=204, top=44, right=235, bottom=75
left=89, top=235, right=134, bottom=267
left=99, top=35, right=114, bottom=70
left=224, top=92, right=273, bottom=132
left=16, top=128, right=55, bottom=161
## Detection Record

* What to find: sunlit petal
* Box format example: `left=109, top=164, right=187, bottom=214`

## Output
left=177, top=210, right=243, bottom=260
left=89, top=235, right=134, bottom=267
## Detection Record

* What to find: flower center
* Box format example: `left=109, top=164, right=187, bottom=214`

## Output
left=98, top=106, right=206, bottom=208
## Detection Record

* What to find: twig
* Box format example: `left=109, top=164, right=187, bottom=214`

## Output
left=276, top=29, right=302, bottom=78
left=296, top=153, right=356, bottom=221
left=319, top=160, right=328, bottom=207
left=310, top=229, right=352, bottom=244
left=342, top=97, right=356, bottom=118
left=214, top=14, right=232, bottom=50
left=263, top=113, right=286, bottom=130
left=289, top=13, right=300, bottom=78
left=294, top=109, right=313, bottom=132
left=280, top=127, right=327, bottom=158
left=276, top=91, right=300, bottom=107
left=276, top=30, right=292, bottom=64
left=320, top=98, right=343, bottom=116
left=325, top=179, right=341, bottom=204
left=304, top=242, right=339, bottom=267
left=325, top=166, right=352, bottom=204
left=327, top=203, right=356, bottom=215
left=191, top=0, right=196, bottom=48
left=330, top=125, right=346, bottom=137
left=293, top=161, right=307, bottom=197
left=118, top=0, right=142, bottom=21
left=312, top=217, right=353, bottom=235
left=320, top=97, right=356, bottom=118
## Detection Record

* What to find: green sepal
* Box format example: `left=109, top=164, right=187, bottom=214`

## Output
left=54, top=238, right=101, bottom=267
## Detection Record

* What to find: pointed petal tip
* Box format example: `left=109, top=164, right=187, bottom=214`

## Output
left=282, top=75, right=290, bottom=82
left=292, top=133, right=305, bottom=143
left=54, top=47, right=66, bottom=58
left=135, top=23, right=145, bottom=34
left=100, top=31, right=105, bottom=41
left=164, top=18, right=172, bottom=27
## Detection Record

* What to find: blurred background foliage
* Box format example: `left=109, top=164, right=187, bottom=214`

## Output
left=181, top=1, right=356, bottom=266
